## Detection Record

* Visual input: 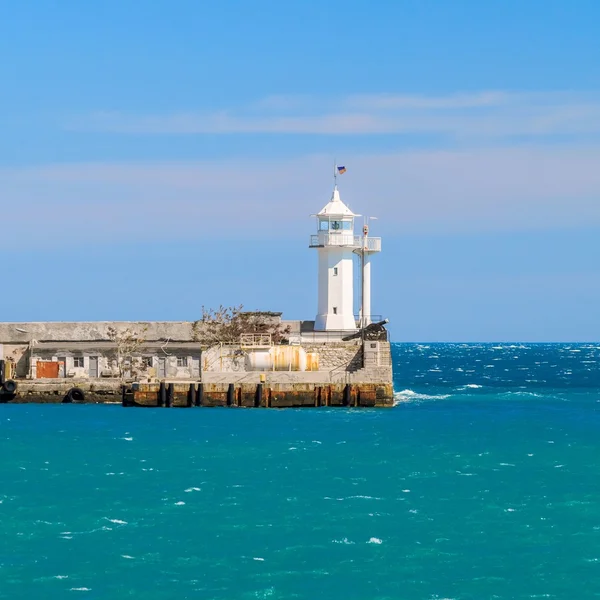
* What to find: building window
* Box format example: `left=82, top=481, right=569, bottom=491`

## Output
left=143, top=357, right=153, bottom=368
left=73, top=357, right=84, bottom=368
left=177, top=357, right=188, bottom=367
left=333, top=307, right=338, bottom=315
left=333, top=267, right=338, bottom=276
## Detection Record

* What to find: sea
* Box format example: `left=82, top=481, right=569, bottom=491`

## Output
left=1, top=343, right=599, bottom=600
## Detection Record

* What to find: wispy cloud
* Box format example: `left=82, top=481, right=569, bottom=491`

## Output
left=2, top=144, right=600, bottom=250
left=342, top=91, right=513, bottom=110
left=68, top=91, right=600, bottom=138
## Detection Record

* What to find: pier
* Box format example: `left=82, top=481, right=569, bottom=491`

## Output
left=0, top=175, right=393, bottom=407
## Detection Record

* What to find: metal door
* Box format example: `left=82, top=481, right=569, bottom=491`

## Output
left=158, top=357, right=166, bottom=378
left=89, top=356, right=98, bottom=378
left=37, top=361, right=60, bottom=379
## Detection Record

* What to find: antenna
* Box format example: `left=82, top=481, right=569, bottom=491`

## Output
left=333, top=158, right=337, bottom=188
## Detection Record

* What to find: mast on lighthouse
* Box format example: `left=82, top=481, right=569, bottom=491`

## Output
left=309, top=168, right=381, bottom=331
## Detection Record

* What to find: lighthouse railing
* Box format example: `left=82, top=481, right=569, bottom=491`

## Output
left=309, top=233, right=381, bottom=249
left=354, top=236, right=382, bottom=251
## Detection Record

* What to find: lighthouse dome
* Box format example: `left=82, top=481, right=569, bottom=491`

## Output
left=315, top=186, right=360, bottom=218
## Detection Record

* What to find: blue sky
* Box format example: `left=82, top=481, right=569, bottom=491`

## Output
left=1, top=0, right=599, bottom=341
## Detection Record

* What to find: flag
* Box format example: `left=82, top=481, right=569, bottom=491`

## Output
left=337, top=165, right=347, bottom=174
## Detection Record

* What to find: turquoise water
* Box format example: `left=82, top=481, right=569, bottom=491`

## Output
left=1, top=343, right=600, bottom=599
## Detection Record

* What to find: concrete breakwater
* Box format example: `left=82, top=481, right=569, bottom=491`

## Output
left=0, top=317, right=394, bottom=408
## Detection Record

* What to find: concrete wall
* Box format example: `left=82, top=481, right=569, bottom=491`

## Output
left=0, top=319, right=306, bottom=344
left=0, top=322, right=195, bottom=343
left=303, top=342, right=362, bottom=371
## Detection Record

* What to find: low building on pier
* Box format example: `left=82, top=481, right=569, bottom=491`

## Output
left=0, top=315, right=390, bottom=385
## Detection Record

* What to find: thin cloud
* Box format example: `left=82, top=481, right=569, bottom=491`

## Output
left=68, top=91, right=600, bottom=138
left=343, top=91, right=513, bottom=110
left=2, top=145, right=600, bottom=251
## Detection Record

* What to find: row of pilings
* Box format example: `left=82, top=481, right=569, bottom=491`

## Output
left=122, top=381, right=367, bottom=408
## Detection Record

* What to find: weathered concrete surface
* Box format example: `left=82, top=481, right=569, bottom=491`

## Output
left=303, top=342, right=363, bottom=370
left=0, top=322, right=196, bottom=343
left=0, top=319, right=309, bottom=344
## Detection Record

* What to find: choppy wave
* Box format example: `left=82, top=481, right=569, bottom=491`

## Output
left=3, top=377, right=600, bottom=600
left=393, top=387, right=590, bottom=405
left=392, top=343, right=600, bottom=401
left=394, top=389, right=450, bottom=405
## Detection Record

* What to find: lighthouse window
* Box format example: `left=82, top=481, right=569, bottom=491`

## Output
left=319, top=220, right=329, bottom=231
left=333, top=267, right=338, bottom=276
left=330, top=221, right=342, bottom=230
left=333, top=307, right=338, bottom=314
left=342, top=221, right=352, bottom=230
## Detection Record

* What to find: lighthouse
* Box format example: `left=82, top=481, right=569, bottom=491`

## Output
left=309, top=178, right=381, bottom=331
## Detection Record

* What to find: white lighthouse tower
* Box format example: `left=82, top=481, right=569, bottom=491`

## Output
left=309, top=176, right=382, bottom=331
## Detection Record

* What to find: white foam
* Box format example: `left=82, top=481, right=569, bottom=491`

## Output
left=120, top=437, right=133, bottom=441
left=394, top=389, right=450, bottom=405
left=253, top=557, right=265, bottom=561
left=332, top=538, right=355, bottom=545
left=174, top=501, right=185, bottom=506
left=70, top=588, right=91, bottom=592
left=347, top=495, right=381, bottom=500
left=367, top=537, right=383, bottom=544
left=106, top=518, right=127, bottom=525
left=54, top=575, right=69, bottom=579
left=465, top=384, right=482, bottom=389
left=184, top=487, right=201, bottom=493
